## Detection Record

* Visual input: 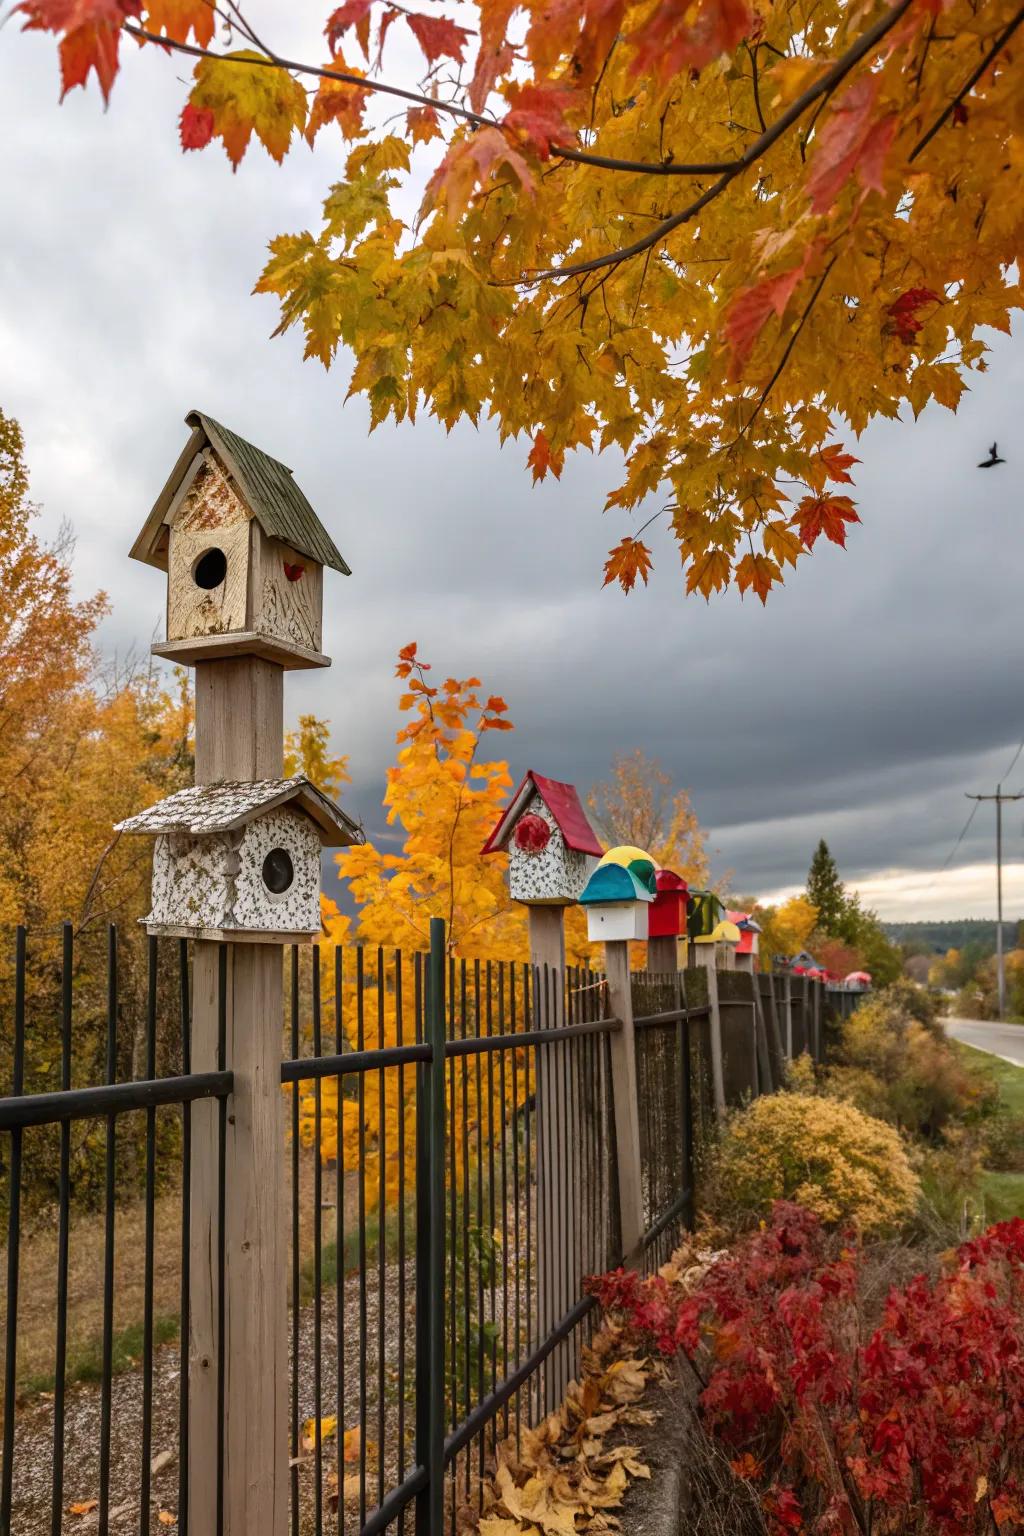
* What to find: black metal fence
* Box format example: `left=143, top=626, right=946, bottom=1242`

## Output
left=0, top=924, right=823, bottom=1535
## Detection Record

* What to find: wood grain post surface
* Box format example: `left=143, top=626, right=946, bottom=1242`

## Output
left=705, top=964, right=726, bottom=1115
left=646, top=935, right=679, bottom=975
left=783, top=973, right=794, bottom=1059
left=189, top=656, right=288, bottom=1535
left=604, top=941, right=645, bottom=1265
left=527, top=905, right=570, bottom=1409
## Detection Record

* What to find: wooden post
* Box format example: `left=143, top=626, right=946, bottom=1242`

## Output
left=604, top=940, right=644, bottom=1264
left=189, top=658, right=288, bottom=1534
left=705, top=963, right=726, bottom=1115
left=783, top=971, right=794, bottom=1058
left=647, top=935, right=679, bottom=975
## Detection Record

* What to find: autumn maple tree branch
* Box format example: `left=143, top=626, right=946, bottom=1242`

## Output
left=739, top=254, right=839, bottom=437
left=517, top=0, right=917, bottom=284
left=908, top=0, right=1024, bottom=160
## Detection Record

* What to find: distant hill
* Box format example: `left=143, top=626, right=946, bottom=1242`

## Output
left=881, top=918, right=1023, bottom=954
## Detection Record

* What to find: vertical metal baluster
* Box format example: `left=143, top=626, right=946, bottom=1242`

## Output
left=395, top=951, right=407, bottom=1534
left=683, top=1015, right=695, bottom=1229
left=98, top=925, right=118, bottom=1535
left=449, top=953, right=458, bottom=1529
left=485, top=963, right=497, bottom=1450
left=496, top=966, right=510, bottom=1440
left=334, top=946, right=345, bottom=1536
left=472, top=960, right=485, bottom=1493
left=51, top=923, right=73, bottom=1535
left=356, top=949, right=367, bottom=1529
left=216, top=947, right=227, bottom=1536
left=508, top=964, right=521, bottom=1446
left=178, top=938, right=191, bottom=1536
left=376, top=947, right=386, bottom=1513
left=290, top=946, right=301, bottom=1536
left=313, top=948, right=324, bottom=1536
left=1, top=926, right=27, bottom=1533
left=140, top=935, right=159, bottom=1533
left=459, top=960, right=471, bottom=1502
left=522, top=966, right=533, bottom=1425
left=447, top=960, right=456, bottom=1454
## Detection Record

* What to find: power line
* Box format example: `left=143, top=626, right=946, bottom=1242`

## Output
left=940, top=798, right=980, bottom=873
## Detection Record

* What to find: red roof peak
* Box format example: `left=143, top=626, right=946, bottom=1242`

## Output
left=481, top=770, right=604, bottom=857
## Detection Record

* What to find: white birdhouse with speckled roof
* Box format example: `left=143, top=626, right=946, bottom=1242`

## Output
left=116, top=777, right=363, bottom=942
left=482, top=770, right=603, bottom=905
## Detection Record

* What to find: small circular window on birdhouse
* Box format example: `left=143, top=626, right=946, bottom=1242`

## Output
left=262, top=848, right=294, bottom=895
left=193, top=547, right=227, bottom=590
left=514, top=814, right=551, bottom=855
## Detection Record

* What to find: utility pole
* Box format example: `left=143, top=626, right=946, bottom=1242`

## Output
left=966, top=786, right=1024, bottom=1020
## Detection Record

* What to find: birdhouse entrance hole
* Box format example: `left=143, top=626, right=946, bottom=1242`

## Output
left=262, top=847, right=294, bottom=895
left=193, top=546, right=227, bottom=590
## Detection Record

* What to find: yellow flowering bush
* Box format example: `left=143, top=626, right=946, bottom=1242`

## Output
left=708, top=1093, right=920, bottom=1236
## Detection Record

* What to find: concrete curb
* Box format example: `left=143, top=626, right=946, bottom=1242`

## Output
left=615, top=1368, right=698, bottom=1535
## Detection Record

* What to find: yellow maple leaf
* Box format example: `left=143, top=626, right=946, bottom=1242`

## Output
left=187, top=50, right=308, bottom=169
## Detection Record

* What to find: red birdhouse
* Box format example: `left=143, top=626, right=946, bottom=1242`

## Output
left=648, top=868, right=689, bottom=938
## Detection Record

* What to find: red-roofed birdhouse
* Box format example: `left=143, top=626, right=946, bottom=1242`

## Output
left=648, top=869, right=689, bottom=938
left=482, top=770, right=603, bottom=905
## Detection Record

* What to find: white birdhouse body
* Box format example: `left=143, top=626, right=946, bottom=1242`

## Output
left=116, top=777, right=362, bottom=943
left=585, top=902, right=650, bottom=943
left=131, top=410, right=349, bottom=671
left=481, top=771, right=603, bottom=906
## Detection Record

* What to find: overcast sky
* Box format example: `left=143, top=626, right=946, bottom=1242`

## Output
left=2, top=12, right=1023, bottom=921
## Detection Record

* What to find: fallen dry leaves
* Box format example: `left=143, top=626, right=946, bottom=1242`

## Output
left=473, top=1243, right=714, bottom=1534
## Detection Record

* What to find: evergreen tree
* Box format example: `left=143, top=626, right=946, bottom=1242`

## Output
left=806, top=840, right=846, bottom=935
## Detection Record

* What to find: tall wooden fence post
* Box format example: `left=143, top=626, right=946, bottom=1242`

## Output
left=603, top=940, right=645, bottom=1264
left=128, top=412, right=356, bottom=1534
left=189, top=659, right=288, bottom=1534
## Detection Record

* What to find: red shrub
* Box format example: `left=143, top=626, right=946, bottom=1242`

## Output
left=589, top=1207, right=1024, bottom=1534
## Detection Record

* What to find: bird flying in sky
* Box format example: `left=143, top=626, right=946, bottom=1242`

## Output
left=978, top=443, right=1006, bottom=468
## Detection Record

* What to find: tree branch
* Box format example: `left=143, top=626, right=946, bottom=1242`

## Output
left=739, top=254, right=839, bottom=437
left=909, top=2, right=1024, bottom=160
left=512, top=0, right=916, bottom=284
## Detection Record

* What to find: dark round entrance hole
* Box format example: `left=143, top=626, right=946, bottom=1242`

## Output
left=262, top=847, right=294, bottom=895
left=193, top=547, right=227, bottom=590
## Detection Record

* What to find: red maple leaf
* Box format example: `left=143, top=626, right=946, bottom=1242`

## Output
left=326, top=0, right=374, bottom=55
left=794, top=494, right=860, bottom=549
left=885, top=287, right=941, bottom=343
left=404, top=11, right=472, bottom=64
left=806, top=76, right=897, bottom=213
left=179, top=102, right=214, bottom=151
left=502, top=82, right=577, bottom=159
left=819, top=443, right=860, bottom=484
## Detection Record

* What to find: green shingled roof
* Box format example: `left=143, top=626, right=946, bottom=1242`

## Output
left=187, top=410, right=350, bottom=575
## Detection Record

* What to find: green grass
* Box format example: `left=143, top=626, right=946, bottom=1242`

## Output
left=953, top=1041, right=1024, bottom=1220
left=20, top=1312, right=180, bottom=1399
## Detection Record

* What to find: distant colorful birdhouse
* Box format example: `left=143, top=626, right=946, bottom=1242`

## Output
left=687, top=889, right=724, bottom=940
left=130, top=409, right=350, bottom=670
left=116, top=776, right=362, bottom=942
left=579, top=846, right=656, bottom=943
left=481, top=770, right=603, bottom=905
left=649, top=869, right=690, bottom=939
left=727, top=910, right=762, bottom=971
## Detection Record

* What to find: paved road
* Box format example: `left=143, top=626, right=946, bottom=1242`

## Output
left=945, top=1016, right=1024, bottom=1068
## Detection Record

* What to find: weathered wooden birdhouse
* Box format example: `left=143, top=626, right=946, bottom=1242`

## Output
left=115, top=777, right=363, bottom=942
left=579, top=846, right=656, bottom=943
left=648, top=869, right=690, bottom=939
left=481, top=770, right=603, bottom=905
left=130, top=409, right=350, bottom=669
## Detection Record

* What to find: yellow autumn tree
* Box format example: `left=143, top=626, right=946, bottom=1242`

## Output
left=284, top=712, right=350, bottom=801
left=304, top=644, right=536, bottom=1202
left=754, top=894, right=819, bottom=972
left=587, top=749, right=709, bottom=882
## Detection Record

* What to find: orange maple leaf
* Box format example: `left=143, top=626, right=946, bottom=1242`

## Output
left=685, top=547, right=731, bottom=599
left=628, top=0, right=753, bottom=81
left=527, top=429, right=564, bottom=483
left=423, top=125, right=534, bottom=224
left=735, top=551, right=780, bottom=605
left=819, top=443, right=860, bottom=484
left=18, top=0, right=141, bottom=103
left=724, top=265, right=806, bottom=372
left=503, top=81, right=578, bottom=159
left=306, top=54, right=369, bottom=143
left=141, top=0, right=215, bottom=46
left=603, top=536, right=654, bottom=593
left=794, top=494, right=860, bottom=549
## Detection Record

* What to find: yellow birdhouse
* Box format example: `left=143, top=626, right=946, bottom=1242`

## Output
left=130, top=409, right=350, bottom=669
